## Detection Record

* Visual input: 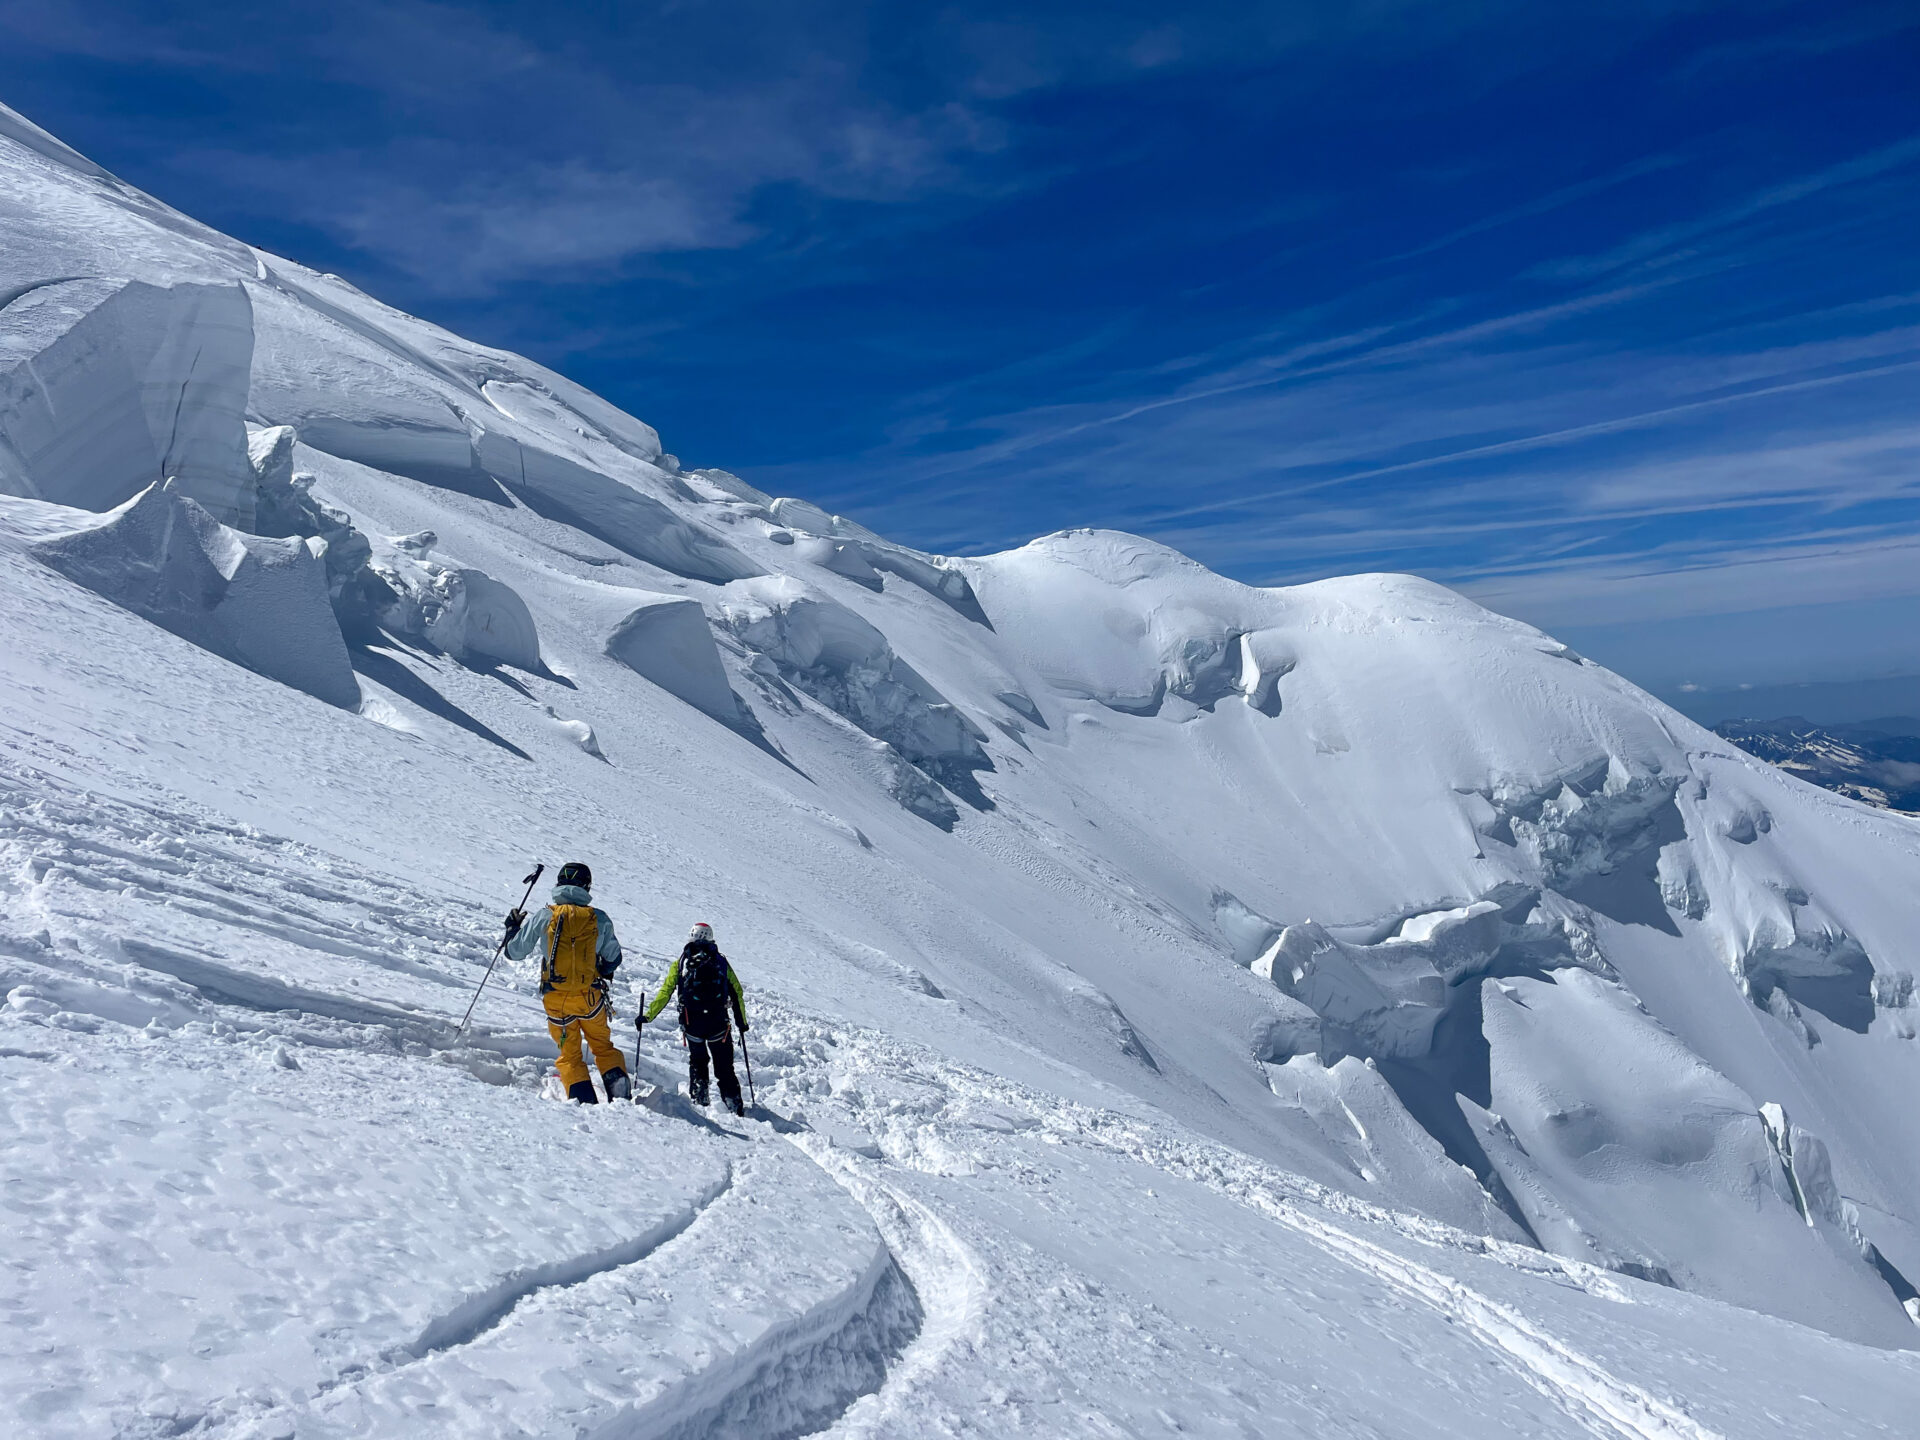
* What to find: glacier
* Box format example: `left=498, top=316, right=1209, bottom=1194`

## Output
left=3, top=97, right=1920, bottom=1436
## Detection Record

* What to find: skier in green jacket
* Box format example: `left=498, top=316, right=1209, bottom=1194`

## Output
left=643, top=922, right=748, bottom=1114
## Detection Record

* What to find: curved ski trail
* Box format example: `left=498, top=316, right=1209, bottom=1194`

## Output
left=276, top=1140, right=918, bottom=1440
left=786, top=1130, right=993, bottom=1438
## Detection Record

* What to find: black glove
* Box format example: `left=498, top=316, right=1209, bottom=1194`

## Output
left=737, top=1018, right=750, bottom=1033
left=503, top=908, right=526, bottom=940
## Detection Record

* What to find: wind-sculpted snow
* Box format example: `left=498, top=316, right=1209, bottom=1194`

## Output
left=0, top=277, right=255, bottom=522
left=28, top=482, right=359, bottom=707
left=605, top=592, right=742, bottom=721
left=6, top=97, right=1920, bottom=1434
left=373, top=539, right=543, bottom=671
left=720, top=575, right=992, bottom=816
left=1478, top=968, right=1914, bottom=1346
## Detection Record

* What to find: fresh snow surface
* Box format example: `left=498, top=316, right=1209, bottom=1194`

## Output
left=4, top=99, right=1920, bottom=1436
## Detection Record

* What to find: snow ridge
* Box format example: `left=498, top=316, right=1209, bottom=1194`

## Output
left=404, top=1162, right=735, bottom=1359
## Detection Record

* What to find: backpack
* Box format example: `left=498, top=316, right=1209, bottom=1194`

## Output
left=678, top=943, right=733, bottom=1038
left=542, top=905, right=602, bottom=994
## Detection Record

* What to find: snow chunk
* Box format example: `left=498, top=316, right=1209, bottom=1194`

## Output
left=475, top=430, right=758, bottom=584
left=866, top=737, right=959, bottom=829
left=764, top=500, right=987, bottom=620
left=720, top=577, right=989, bottom=793
left=685, top=466, right=771, bottom=505
left=792, top=533, right=883, bottom=589
left=374, top=547, right=541, bottom=670
left=1254, top=920, right=1448, bottom=1059
left=0, top=278, right=255, bottom=523
left=1235, top=629, right=1296, bottom=714
left=1267, top=1054, right=1526, bottom=1241
left=246, top=424, right=390, bottom=628
left=1392, top=900, right=1502, bottom=948
left=604, top=593, right=738, bottom=721
left=1212, top=891, right=1281, bottom=966
left=542, top=706, right=605, bottom=759
left=1249, top=892, right=1587, bottom=1065
left=1738, top=923, right=1877, bottom=1035
left=1655, top=841, right=1710, bottom=920
left=32, top=480, right=358, bottom=706
left=768, top=495, right=879, bottom=541
left=1486, top=764, right=1681, bottom=891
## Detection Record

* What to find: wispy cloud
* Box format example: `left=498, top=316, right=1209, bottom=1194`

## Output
left=1459, top=531, right=1920, bottom=627
left=751, top=127, right=1920, bottom=659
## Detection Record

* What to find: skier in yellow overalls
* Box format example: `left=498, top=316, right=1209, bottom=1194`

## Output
left=504, top=861, right=629, bottom=1103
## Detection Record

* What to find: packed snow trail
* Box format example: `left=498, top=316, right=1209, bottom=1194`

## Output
left=786, top=1133, right=993, bottom=1439
left=1250, top=1204, right=1720, bottom=1440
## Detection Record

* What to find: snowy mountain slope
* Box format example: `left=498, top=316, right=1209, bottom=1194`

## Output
left=5, top=98, right=1920, bottom=1434
left=1714, top=716, right=1920, bottom=813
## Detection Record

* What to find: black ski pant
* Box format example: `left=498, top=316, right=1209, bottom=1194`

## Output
left=687, top=1032, right=742, bottom=1109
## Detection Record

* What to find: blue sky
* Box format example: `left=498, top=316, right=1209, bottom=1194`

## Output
left=4, top=0, right=1916, bottom=702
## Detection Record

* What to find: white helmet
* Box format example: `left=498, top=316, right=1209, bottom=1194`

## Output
left=689, top=922, right=714, bottom=943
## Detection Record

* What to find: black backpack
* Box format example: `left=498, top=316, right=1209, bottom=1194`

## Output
left=678, top=943, right=733, bottom=1038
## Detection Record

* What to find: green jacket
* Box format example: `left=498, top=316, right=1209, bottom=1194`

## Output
left=643, top=943, right=747, bottom=1029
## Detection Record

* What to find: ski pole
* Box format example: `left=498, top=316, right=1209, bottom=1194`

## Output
left=631, top=990, right=646, bottom=1103
left=738, top=1018, right=756, bottom=1110
left=455, top=863, right=543, bottom=1038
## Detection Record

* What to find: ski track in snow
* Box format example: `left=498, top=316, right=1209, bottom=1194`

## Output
left=269, top=1147, right=921, bottom=1440
left=0, top=758, right=559, bottom=1070
left=763, top=1014, right=1729, bottom=1440
left=1259, top=1204, right=1721, bottom=1440
left=401, top=1162, right=736, bottom=1360
left=784, top=1133, right=992, bottom=1438
left=0, top=760, right=488, bottom=989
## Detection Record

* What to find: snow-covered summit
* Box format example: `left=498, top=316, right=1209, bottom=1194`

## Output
left=5, top=100, right=1920, bottom=1435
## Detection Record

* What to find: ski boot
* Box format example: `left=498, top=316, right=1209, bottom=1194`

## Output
left=567, top=1080, right=599, bottom=1104
left=603, top=1068, right=632, bottom=1102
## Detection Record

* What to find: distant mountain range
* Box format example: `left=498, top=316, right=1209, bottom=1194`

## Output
left=1713, top=716, right=1920, bottom=813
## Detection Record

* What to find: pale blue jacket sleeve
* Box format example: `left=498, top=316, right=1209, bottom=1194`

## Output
left=504, top=905, right=553, bottom=962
